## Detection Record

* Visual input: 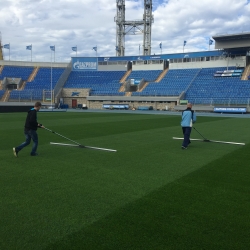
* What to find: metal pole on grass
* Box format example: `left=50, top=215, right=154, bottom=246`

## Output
left=44, top=127, right=81, bottom=146
left=193, top=127, right=208, bottom=141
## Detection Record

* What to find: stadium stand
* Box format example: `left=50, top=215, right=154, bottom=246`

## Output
left=132, top=68, right=200, bottom=96
left=0, top=66, right=34, bottom=80
left=1, top=64, right=249, bottom=105
left=9, top=67, right=65, bottom=101
left=185, top=67, right=250, bottom=105
left=1, top=48, right=249, bottom=110
left=128, top=70, right=162, bottom=82
left=64, top=71, right=126, bottom=96
left=0, top=90, right=5, bottom=100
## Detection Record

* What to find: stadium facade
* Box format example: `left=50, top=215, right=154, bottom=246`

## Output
left=0, top=33, right=250, bottom=113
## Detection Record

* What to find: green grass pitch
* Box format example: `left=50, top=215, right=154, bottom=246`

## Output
left=0, top=111, right=250, bottom=249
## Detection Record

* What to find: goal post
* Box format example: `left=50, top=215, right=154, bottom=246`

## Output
left=43, top=89, right=54, bottom=103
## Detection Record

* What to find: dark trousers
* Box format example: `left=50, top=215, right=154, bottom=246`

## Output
left=16, top=130, right=38, bottom=155
left=182, top=127, right=192, bottom=147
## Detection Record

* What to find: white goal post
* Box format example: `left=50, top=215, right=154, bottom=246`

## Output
left=43, top=89, right=54, bottom=103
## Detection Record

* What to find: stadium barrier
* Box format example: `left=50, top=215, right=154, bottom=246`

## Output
left=102, top=104, right=129, bottom=110
left=213, top=107, right=247, bottom=113
left=137, top=106, right=153, bottom=110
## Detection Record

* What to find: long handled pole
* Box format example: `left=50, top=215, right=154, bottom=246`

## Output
left=44, top=127, right=117, bottom=152
left=50, top=142, right=117, bottom=152
left=173, top=137, right=245, bottom=146
left=44, top=127, right=81, bottom=146
left=193, top=127, right=209, bottom=141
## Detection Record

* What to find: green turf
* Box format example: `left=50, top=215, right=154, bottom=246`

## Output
left=0, top=112, right=249, bottom=249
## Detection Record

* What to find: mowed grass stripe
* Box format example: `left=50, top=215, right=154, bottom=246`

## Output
left=45, top=143, right=250, bottom=250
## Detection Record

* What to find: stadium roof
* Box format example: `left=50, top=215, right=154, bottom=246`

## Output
left=212, top=32, right=250, bottom=41
left=212, top=32, right=250, bottom=50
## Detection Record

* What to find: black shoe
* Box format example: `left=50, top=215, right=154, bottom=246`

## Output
left=13, top=147, right=18, bottom=157
left=30, top=153, right=38, bottom=156
left=181, top=146, right=187, bottom=150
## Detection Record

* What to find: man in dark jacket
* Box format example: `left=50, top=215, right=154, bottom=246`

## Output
left=13, top=102, right=44, bottom=157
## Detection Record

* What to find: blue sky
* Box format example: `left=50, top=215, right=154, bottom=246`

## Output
left=0, top=0, right=250, bottom=62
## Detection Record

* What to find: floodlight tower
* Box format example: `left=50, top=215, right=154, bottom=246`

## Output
left=115, top=0, right=125, bottom=56
left=143, top=0, right=153, bottom=56
left=115, top=0, right=153, bottom=56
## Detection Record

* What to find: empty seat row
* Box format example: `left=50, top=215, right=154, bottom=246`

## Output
left=0, top=66, right=34, bottom=80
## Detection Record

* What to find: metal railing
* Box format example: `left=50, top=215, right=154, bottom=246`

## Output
left=191, top=98, right=250, bottom=107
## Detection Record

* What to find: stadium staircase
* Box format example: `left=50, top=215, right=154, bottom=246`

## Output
left=155, top=68, right=169, bottom=82
left=19, top=67, right=39, bottom=90
left=184, top=68, right=202, bottom=94
left=241, top=65, right=250, bottom=80
left=28, top=67, right=39, bottom=82
left=1, top=90, right=10, bottom=102
left=19, top=81, right=26, bottom=90
left=119, top=69, right=132, bottom=92
left=125, top=92, right=132, bottom=96
left=132, top=69, right=165, bottom=93
left=132, top=68, right=200, bottom=97
left=138, top=81, right=149, bottom=92
left=0, top=65, right=3, bottom=74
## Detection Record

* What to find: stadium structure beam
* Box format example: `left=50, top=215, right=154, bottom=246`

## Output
left=115, top=0, right=153, bottom=56
left=0, top=31, right=4, bottom=60
left=143, top=0, right=153, bottom=56
left=115, top=0, right=125, bottom=56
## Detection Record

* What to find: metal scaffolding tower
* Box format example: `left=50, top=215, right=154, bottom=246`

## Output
left=115, top=0, right=153, bottom=56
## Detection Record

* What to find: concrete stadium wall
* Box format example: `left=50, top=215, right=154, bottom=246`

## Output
left=87, top=100, right=176, bottom=110
left=132, top=63, right=164, bottom=71
left=59, top=89, right=177, bottom=110
left=61, top=88, right=90, bottom=107
left=98, top=63, right=163, bottom=71
left=62, top=97, right=88, bottom=107
left=1, top=57, right=245, bottom=70
left=98, top=65, right=127, bottom=71
left=61, top=88, right=90, bottom=98
left=170, top=57, right=246, bottom=69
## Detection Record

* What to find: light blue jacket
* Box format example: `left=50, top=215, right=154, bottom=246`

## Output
left=181, top=108, right=196, bottom=127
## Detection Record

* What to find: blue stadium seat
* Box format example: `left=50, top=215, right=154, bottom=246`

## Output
left=0, top=66, right=34, bottom=80
left=0, top=90, right=5, bottom=99
left=64, top=71, right=125, bottom=96
left=185, top=67, right=248, bottom=105
left=8, top=67, right=65, bottom=101
left=132, top=68, right=200, bottom=96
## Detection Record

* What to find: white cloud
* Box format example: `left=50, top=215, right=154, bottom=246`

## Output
left=0, top=0, right=250, bottom=61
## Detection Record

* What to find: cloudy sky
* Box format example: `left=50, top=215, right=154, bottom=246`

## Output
left=1, top=0, right=250, bottom=62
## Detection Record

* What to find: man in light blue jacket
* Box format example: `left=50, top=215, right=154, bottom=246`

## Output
left=181, top=103, right=196, bottom=149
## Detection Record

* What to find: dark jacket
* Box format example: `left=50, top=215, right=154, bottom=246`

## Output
left=24, top=108, right=42, bottom=131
